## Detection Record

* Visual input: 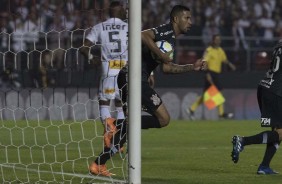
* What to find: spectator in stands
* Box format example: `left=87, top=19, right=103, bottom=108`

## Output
left=232, top=13, right=250, bottom=50
left=22, top=6, right=44, bottom=87
left=202, top=19, right=220, bottom=46
left=273, top=9, right=282, bottom=38
left=0, top=12, right=13, bottom=87
left=256, top=10, right=276, bottom=47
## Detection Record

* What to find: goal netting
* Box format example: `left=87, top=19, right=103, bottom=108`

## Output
left=0, top=0, right=128, bottom=183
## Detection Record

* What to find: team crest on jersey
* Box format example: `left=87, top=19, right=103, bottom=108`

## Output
left=261, top=118, right=271, bottom=126
left=150, top=94, right=161, bottom=106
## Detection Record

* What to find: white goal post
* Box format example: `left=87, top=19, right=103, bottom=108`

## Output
left=128, top=0, right=142, bottom=183
left=0, top=0, right=141, bottom=183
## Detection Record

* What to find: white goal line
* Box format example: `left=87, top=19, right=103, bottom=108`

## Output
left=0, top=164, right=126, bottom=184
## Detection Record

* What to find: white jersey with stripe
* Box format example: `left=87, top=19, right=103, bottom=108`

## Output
left=86, top=18, right=128, bottom=77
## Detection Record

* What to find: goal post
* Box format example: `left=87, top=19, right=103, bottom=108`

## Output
left=128, top=0, right=142, bottom=183
left=0, top=0, right=136, bottom=183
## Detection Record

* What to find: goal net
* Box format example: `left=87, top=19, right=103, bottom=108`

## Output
left=0, top=0, right=128, bottom=183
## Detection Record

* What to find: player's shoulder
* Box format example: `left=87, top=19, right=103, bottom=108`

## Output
left=218, top=47, right=226, bottom=53
left=154, top=23, right=172, bottom=31
left=92, top=21, right=104, bottom=30
left=274, top=39, right=282, bottom=50
left=206, top=46, right=213, bottom=52
left=152, top=23, right=174, bottom=41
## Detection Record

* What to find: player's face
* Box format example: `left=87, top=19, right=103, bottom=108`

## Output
left=213, top=36, right=221, bottom=46
left=178, top=10, right=192, bottom=34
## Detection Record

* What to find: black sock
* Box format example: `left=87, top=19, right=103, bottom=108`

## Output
left=115, top=119, right=127, bottom=148
left=95, top=147, right=111, bottom=165
left=243, top=131, right=279, bottom=145
left=95, top=119, right=127, bottom=165
left=141, top=115, right=161, bottom=129
left=261, top=142, right=280, bottom=167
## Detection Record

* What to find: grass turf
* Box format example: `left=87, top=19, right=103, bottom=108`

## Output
left=1, top=120, right=282, bottom=183
left=141, top=120, right=282, bottom=184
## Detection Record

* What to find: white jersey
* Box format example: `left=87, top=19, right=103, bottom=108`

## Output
left=86, top=18, right=128, bottom=77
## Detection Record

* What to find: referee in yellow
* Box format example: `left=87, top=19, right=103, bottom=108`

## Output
left=187, top=34, right=236, bottom=120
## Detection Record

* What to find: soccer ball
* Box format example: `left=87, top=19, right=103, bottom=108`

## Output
left=152, top=40, right=173, bottom=63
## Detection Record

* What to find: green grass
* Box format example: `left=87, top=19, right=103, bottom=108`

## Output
left=1, top=120, right=282, bottom=183
left=141, top=120, right=282, bottom=184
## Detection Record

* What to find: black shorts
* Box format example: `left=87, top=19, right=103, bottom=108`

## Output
left=117, top=68, right=128, bottom=113
left=204, top=71, right=222, bottom=91
left=117, top=68, right=162, bottom=115
left=257, top=86, right=282, bottom=128
left=142, top=81, right=162, bottom=114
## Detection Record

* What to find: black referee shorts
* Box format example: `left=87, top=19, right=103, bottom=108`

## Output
left=204, top=71, right=222, bottom=91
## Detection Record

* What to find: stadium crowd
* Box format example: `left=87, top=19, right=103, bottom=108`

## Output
left=0, top=0, right=281, bottom=87
left=0, top=0, right=114, bottom=87
left=143, top=0, right=282, bottom=49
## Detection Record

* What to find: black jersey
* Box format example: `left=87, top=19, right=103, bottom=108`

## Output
left=259, top=41, right=282, bottom=97
left=142, top=23, right=176, bottom=81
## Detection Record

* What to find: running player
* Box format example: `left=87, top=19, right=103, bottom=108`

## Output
left=232, top=39, right=282, bottom=175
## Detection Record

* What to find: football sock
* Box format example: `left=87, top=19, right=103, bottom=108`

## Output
left=141, top=115, right=161, bottom=129
left=95, top=120, right=127, bottom=165
left=261, top=142, right=280, bottom=167
left=95, top=147, right=111, bottom=165
left=190, top=96, right=203, bottom=112
left=218, top=104, right=224, bottom=117
left=243, top=131, right=279, bottom=145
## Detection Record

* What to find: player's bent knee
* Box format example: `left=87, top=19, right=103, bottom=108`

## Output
left=159, top=115, right=170, bottom=127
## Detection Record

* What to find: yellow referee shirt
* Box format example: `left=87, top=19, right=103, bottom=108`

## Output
left=203, top=46, right=227, bottom=73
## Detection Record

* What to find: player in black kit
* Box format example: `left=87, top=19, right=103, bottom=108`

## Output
left=231, top=40, right=282, bottom=175
left=119, top=5, right=206, bottom=130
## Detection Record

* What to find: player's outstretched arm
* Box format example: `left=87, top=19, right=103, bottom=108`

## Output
left=161, top=59, right=207, bottom=74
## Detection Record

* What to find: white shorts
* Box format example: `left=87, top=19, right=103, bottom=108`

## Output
left=98, top=75, right=121, bottom=101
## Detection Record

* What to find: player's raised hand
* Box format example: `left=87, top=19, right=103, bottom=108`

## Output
left=193, top=58, right=207, bottom=71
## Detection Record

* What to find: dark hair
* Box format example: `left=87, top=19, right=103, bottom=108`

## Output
left=212, top=34, right=220, bottom=41
left=109, top=1, right=122, bottom=17
left=170, top=5, right=190, bottom=22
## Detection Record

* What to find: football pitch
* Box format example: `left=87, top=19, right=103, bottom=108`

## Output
left=1, top=120, right=282, bottom=184
left=141, top=120, right=282, bottom=184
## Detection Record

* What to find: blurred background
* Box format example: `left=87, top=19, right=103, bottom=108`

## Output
left=143, top=0, right=281, bottom=71
left=0, top=0, right=281, bottom=119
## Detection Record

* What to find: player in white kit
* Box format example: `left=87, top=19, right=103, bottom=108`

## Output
left=80, top=1, right=127, bottom=153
